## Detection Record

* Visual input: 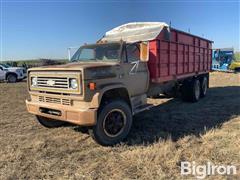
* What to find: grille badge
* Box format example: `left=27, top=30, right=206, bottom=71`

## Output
left=46, top=79, right=56, bottom=86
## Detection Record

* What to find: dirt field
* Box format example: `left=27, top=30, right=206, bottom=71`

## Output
left=0, top=72, right=239, bottom=179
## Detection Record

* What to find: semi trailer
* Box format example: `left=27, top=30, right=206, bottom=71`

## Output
left=26, top=22, right=213, bottom=145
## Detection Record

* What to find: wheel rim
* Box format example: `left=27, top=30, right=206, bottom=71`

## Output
left=103, top=109, right=126, bottom=138
left=9, top=75, right=16, bottom=82
left=195, top=80, right=200, bottom=100
left=202, top=78, right=207, bottom=95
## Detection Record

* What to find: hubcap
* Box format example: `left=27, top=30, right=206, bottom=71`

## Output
left=103, top=109, right=126, bottom=137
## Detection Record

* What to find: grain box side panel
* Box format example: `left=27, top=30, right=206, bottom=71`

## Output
left=150, top=28, right=212, bottom=83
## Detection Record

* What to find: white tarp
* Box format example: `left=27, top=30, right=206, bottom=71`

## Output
left=101, top=22, right=169, bottom=43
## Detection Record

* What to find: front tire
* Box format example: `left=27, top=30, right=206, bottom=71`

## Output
left=7, top=74, right=17, bottom=83
left=89, top=100, right=132, bottom=146
left=36, top=116, right=66, bottom=128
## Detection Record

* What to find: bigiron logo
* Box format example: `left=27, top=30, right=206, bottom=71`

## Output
left=180, top=161, right=238, bottom=179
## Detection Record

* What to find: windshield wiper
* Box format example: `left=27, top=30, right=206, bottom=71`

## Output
left=71, top=59, right=96, bottom=62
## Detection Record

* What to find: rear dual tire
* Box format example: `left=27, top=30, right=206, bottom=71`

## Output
left=200, top=76, right=208, bottom=97
left=181, top=76, right=208, bottom=102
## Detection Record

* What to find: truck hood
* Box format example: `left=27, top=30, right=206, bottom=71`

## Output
left=29, top=61, right=119, bottom=71
left=7, top=67, right=25, bottom=70
left=5, top=67, right=25, bottom=72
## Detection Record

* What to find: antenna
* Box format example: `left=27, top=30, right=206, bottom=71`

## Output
left=188, top=28, right=190, bottom=33
left=169, top=21, right=172, bottom=28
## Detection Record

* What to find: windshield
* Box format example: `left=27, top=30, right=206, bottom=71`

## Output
left=71, top=43, right=121, bottom=62
left=0, top=64, right=11, bottom=68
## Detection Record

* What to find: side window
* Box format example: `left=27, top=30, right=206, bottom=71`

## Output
left=0, top=66, right=3, bottom=71
left=126, top=44, right=140, bottom=62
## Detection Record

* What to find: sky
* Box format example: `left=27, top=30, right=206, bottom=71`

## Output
left=0, top=0, right=239, bottom=61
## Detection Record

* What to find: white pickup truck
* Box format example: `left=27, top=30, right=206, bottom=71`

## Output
left=0, top=64, right=26, bottom=83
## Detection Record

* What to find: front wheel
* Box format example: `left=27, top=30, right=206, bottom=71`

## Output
left=36, top=116, right=66, bottom=128
left=7, top=74, right=17, bottom=83
left=89, top=100, right=132, bottom=146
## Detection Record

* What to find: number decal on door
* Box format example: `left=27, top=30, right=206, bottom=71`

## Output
left=129, top=61, right=139, bottom=75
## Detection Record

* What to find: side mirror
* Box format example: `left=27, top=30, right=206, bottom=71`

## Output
left=140, top=41, right=149, bottom=62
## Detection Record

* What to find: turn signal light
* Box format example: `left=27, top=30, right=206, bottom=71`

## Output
left=89, top=82, right=96, bottom=90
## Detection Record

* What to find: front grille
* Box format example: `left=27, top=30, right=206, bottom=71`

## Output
left=62, top=99, right=72, bottom=106
left=39, top=96, right=44, bottom=102
left=39, top=96, right=72, bottom=106
left=37, top=77, right=69, bottom=89
left=29, top=71, right=81, bottom=94
left=45, top=96, right=61, bottom=104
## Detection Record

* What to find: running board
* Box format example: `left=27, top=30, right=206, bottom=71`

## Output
left=133, top=104, right=154, bottom=115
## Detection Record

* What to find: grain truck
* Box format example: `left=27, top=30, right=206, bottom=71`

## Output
left=26, top=22, right=213, bottom=145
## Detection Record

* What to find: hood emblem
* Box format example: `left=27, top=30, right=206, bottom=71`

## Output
left=47, top=79, right=55, bottom=86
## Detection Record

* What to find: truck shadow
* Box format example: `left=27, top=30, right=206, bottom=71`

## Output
left=126, top=86, right=240, bottom=145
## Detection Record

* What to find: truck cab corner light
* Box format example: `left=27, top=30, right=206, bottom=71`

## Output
left=89, top=82, right=96, bottom=90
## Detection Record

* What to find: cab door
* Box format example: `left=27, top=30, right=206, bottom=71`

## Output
left=120, top=43, right=149, bottom=96
left=0, top=66, right=6, bottom=80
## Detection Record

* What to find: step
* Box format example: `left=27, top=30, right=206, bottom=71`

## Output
left=133, top=104, right=154, bottom=115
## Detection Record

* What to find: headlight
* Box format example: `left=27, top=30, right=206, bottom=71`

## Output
left=69, top=78, right=78, bottom=89
left=31, top=77, right=37, bottom=86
